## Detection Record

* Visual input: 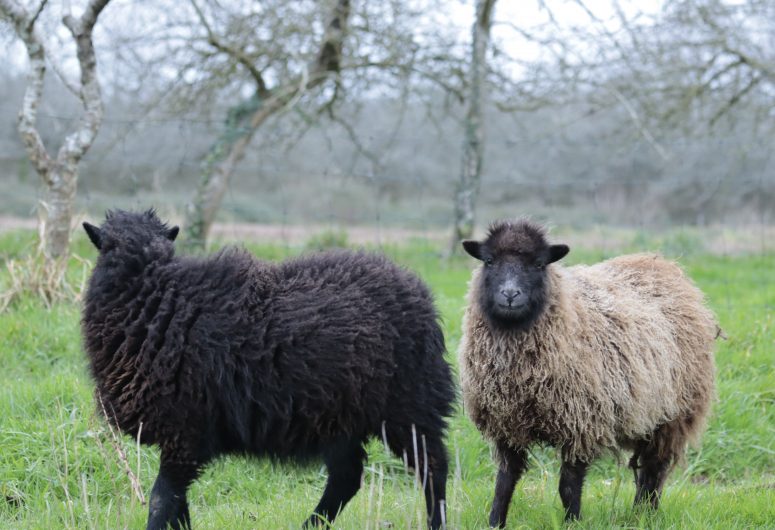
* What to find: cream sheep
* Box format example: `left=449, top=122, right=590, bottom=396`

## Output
left=458, top=219, right=717, bottom=526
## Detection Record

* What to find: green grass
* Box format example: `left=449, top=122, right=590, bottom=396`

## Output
left=1, top=230, right=773, bottom=529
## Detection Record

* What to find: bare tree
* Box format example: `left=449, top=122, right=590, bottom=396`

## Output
left=498, top=0, right=775, bottom=134
left=507, top=0, right=774, bottom=222
left=98, top=0, right=466, bottom=251
left=0, top=0, right=111, bottom=265
left=450, top=0, right=497, bottom=253
left=181, top=0, right=351, bottom=251
left=637, top=0, right=774, bottom=129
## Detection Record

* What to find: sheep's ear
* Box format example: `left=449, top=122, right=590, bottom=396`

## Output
left=462, top=240, right=483, bottom=260
left=547, top=244, right=569, bottom=264
left=166, top=226, right=179, bottom=241
left=83, top=222, right=102, bottom=249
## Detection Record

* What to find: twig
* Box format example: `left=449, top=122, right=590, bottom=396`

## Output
left=97, top=395, right=146, bottom=506
left=611, top=87, right=670, bottom=161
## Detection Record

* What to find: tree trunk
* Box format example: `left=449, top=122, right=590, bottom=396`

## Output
left=39, top=166, right=79, bottom=260
left=181, top=96, right=260, bottom=251
left=450, top=0, right=496, bottom=254
left=181, top=88, right=304, bottom=251
left=181, top=0, right=350, bottom=252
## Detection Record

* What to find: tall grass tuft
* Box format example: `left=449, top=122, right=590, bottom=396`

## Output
left=0, top=248, right=90, bottom=312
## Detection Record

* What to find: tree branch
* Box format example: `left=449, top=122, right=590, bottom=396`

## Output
left=59, top=0, right=110, bottom=165
left=709, top=74, right=762, bottom=126
left=251, top=0, right=351, bottom=124
left=0, top=0, right=52, bottom=179
left=188, top=0, right=269, bottom=97
left=695, top=3, right=775, bottom=81
left=341, top=59, right=465, bottom=101
left=27, top=0, right=47, bottom=31
left=611, top=87, right=670, bottom=161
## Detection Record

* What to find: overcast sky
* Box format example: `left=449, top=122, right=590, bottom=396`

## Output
left=1, top=0, right=665, bottom=76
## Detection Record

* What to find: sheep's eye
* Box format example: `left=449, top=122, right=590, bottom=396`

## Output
left=535, top=261, right=545, bottom=270
left=484, top=257, right=494, bottom=266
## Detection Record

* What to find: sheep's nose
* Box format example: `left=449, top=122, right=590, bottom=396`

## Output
left=501, top=289, right=521, bottom=304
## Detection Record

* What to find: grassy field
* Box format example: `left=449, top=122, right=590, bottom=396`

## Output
left=1, top=229, right=773, bottom=529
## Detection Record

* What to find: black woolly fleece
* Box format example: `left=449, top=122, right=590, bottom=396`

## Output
left=81, top=209, right=454, bottom=528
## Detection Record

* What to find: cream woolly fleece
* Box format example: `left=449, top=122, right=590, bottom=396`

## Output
left=459, top=253, right=717, bottom=462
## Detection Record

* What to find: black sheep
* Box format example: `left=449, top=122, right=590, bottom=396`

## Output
left=81, top=210, right=454, bottom=529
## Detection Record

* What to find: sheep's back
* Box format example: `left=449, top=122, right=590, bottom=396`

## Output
left=252, top=250, right=451, bottom=454
left=570, top=254, right=716, bottom=441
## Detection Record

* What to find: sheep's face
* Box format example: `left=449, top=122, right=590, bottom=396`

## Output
left=462, top=219, right=568, bottom=329
left=83, top=209, right=179, bottom=261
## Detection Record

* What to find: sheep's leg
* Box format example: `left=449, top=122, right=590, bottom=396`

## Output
left=382, top=424, right=449, bottom=529
left=420, top=435, right=449, bottom=530
left=629, top=442, right=644, bottom=485
left=559, top=459, right=588, bottom=520
left=304, top=439, right=366, bottom=528
left=489, top=444, right=528, bottom=529
left=633, top=448, right=671, bottom=509
left=633, top=421, right=680, bottom=510
left=146, top=461, right=199, bottom=530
